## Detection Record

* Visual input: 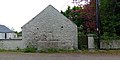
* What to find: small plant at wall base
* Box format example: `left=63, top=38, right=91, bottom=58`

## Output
left=24, top=46, right=37, bottom=53
left=0, top=49, right=6, bottom=52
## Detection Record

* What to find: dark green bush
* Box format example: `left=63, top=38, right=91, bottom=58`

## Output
left=78, top=32, right=88, bottom=50
left=101, top=32, right=120, bottom=40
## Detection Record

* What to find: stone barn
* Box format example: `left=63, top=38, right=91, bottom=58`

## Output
left=22, top=5, right=78, bottom=50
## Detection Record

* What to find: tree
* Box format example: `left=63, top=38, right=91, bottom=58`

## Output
left=100, top=0, right=120, bottom=36
left=61, top=6, right=84, bottom=27
left=72, top=0, right=120, bottom=37
left=73, top=0, right=97, bottom=33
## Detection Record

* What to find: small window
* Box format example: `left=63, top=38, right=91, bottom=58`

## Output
left=37, top=28, right=39, bottom=30
left=61, top=26, right=63, bottom=28
left=49, top=31, right=52, bottom=33
left=36, top=36, right=38, bottom=38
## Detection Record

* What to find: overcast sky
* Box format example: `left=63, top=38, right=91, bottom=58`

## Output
left=0, top=0, right=87, bottom=32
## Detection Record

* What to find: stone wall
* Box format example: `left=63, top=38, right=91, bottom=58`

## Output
left=22, top=5, right=78, bottom=50
left=0, top=39, right=120, bottom=50
left=37, top=40, right=73, bottom=50
left=100, top=40, right=120, bottom=49
left=0, top=39, right=25, bottom=50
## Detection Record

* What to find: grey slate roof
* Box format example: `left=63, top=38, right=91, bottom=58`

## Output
left=0, top=25, right=13, bottom=33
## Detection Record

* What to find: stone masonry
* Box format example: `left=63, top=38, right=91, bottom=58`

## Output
left=22, top=5, right=78, bottom=50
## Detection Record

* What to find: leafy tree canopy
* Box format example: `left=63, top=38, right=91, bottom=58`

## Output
left=100, top=0, right=120, bottom=36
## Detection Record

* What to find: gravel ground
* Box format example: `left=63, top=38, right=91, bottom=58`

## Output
left=0, top=52, right=120, bottom=60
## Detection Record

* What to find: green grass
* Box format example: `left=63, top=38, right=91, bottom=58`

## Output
left=38, top=48, right=80, bottom=53
left=0, top=48, right=120, bottom=55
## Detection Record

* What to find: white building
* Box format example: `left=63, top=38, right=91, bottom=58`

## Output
left=0, top=25, right=17, bottom=39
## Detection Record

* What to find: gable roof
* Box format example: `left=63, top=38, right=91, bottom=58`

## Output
left=0, top=25, right=13, bottom=33
left=22, top=5, right=76, bottom=28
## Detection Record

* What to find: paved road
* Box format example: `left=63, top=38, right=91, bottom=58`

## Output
left=0, top=52, right=120, bottom=60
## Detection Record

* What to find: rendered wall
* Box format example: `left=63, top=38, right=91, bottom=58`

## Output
left=0, top=39, right=25, bottom=50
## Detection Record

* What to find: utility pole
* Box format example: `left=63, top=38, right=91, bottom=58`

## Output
left=96, top=0, right=100, bottom=49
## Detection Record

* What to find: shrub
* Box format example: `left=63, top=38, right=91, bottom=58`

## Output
left=101, top=32, right=120, bottom=40
left=24, top=46, right=37, bottom=53
left=78, top=32, right=88, bottom=50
